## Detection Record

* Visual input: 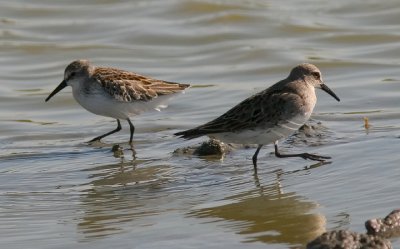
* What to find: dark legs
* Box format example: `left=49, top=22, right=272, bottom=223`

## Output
left=274, top=141, right=330, bottom=161
left=252, top=144, right=263, bottom=172
left=251, top=141, right=330, bottom=172
left=88, top=118, right=136, bottom=158
left=126, top=118, right=136, bottom=158
left=88, top=119, right=122, bottom=143
left=126, top=118, right=135, bottom=144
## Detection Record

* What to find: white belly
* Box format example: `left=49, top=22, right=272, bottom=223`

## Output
left=210, top=115, right=309, bottom=145
left=73, top=90, right=175, bottom=119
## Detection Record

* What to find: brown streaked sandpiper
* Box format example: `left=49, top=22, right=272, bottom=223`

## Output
left=175, top=63, right=340, bottom=171
left=46, top=59, right=190, bottom=155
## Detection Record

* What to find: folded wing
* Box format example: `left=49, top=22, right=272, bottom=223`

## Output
left=93, top=67, right=190, bottom=102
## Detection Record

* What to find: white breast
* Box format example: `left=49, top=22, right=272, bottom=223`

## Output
left=210, top=114, right=309, bottom=145
left=72, top=87, right=177, bottom=119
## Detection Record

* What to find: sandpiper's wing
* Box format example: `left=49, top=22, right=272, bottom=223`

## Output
left=175, top=83, right=305, bottom=139
left=93, top=67, right=190, bottom=102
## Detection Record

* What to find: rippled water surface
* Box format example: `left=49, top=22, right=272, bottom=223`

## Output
left=1, top=0, right=400, bottom=248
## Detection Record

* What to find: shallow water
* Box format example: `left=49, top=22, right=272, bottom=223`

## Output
left=1, top=0, right=400, bottom=248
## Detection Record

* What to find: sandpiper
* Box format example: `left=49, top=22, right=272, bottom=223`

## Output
left=175, top=63, right=340, bottom=171
left=46, top=59, right=190, bottom=154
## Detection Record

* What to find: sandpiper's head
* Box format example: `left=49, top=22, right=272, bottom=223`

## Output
left=45, top=59, right=93, bottom=102
left=64, top=59, right=92, bottom=83
left=289, top=63, right=340, bottom=102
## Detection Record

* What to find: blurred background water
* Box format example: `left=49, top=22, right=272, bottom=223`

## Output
left=1, top=0, right=400, bottom=248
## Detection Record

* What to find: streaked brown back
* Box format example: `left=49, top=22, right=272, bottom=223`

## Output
left=93, top=67, right=190, bottom=102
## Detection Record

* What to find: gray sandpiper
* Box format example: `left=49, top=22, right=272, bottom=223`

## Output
left=175, top=63, right=340, bottom=171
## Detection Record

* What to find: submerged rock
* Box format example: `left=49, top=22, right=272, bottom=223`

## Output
left=298, top=120, right=328, bottom=137
left=193, top=139, right=227, bottom=156
left=366, top=209, right=400, bottom=238
left=173, top=139, right=232, bottom=157
left=306, top=230, right=392, bottom=249
left=307, top=210, right=400, bottom=249
left=285, top=120, right=331, bottom=147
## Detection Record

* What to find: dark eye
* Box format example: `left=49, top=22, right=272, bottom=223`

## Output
left=69, top=72, right=76, bottom=79
left=311, top=72, right=320, bottom=80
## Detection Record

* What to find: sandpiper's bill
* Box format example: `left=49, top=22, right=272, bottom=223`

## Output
left=46, top=59, right=190, bottom=154
left=175, top=63, right=340, bottom=171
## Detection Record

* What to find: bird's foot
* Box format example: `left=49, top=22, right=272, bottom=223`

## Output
left=300, top=153, right=331, bottom=161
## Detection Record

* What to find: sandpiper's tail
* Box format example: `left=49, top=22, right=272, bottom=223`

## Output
left=174, top=128, right=205, bottom=140
left=177, top=83, right=191, bottom=89
left=152, top=81, right=190, bottom=95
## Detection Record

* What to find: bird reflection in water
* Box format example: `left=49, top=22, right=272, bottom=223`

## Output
left=189, top=161, right=329, bottom=248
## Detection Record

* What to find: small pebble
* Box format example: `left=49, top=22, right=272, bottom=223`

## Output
left=111, top=144, right=124, bottom=158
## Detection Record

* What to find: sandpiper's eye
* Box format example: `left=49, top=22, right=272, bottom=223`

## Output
left=311, top=72, right=320, bottom=80
left=70, top=72, right=76, bottom=78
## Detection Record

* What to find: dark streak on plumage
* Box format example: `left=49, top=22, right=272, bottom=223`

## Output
left=174, top=89, right=292, bottom=139
left=93, top=67, right=190, bottom=102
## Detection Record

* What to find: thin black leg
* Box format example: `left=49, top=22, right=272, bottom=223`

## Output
left=88, top=119, right=121, bottom=143
left=252, top=144, right=263, bottom=172
left=126, top=118, right=135, bottom=144
left=274, top=141, right=331, bottom=161
left=126, top=118, right=136, bottom=159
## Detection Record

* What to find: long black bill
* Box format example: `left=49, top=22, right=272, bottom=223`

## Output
left=45, top=80, right=67, bottom=102
left=320, top=83, right=340, bottom=102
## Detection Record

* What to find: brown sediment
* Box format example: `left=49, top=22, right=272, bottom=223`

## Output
left=364, top=117, right=370, bottom=129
